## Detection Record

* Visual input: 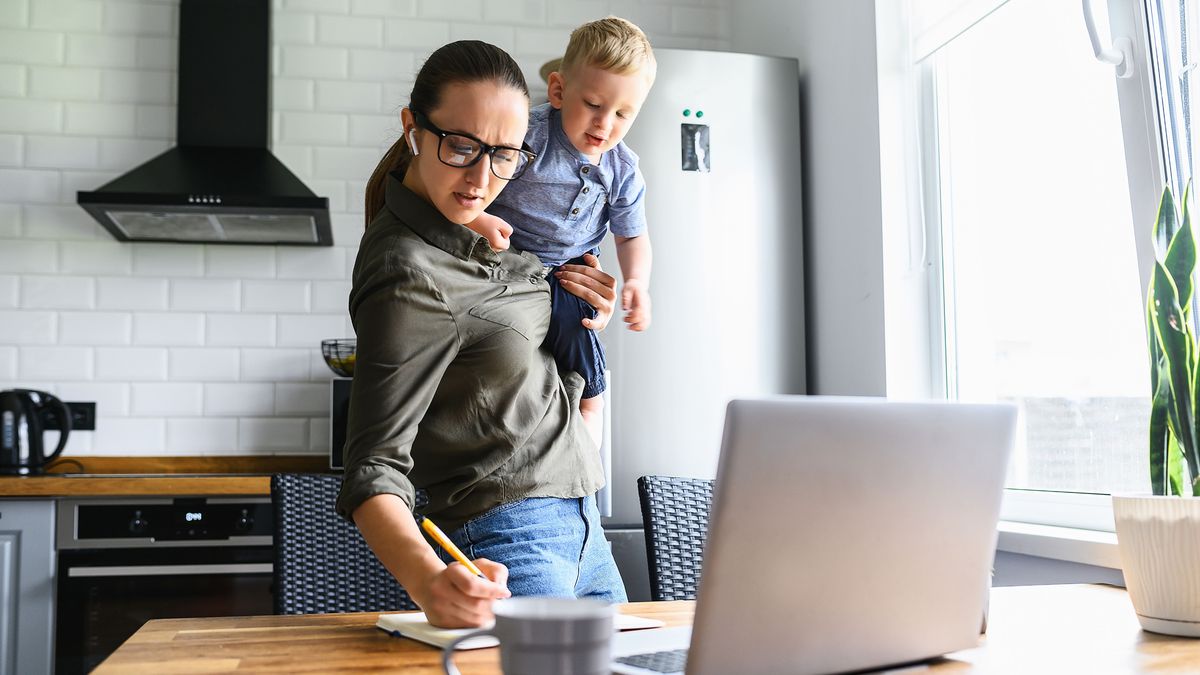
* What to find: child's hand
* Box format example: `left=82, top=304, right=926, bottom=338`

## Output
left=464, top=212, right=513, bottom=252
left=622, top=279, right=651, bottom=331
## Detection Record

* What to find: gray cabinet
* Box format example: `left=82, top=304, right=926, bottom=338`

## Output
left=0, top=500, right=55, bottom=675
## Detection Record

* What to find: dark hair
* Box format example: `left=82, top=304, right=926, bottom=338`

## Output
left=364, top=40, right=531, bottom=227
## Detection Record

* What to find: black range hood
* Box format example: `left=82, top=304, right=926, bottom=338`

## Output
left=78, top=0, right=332, bottom=246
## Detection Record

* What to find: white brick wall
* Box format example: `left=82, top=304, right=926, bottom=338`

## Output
left=0, top=0, right=731, bottom=456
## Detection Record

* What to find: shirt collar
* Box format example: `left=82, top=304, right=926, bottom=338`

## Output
left=548, top=107, right=595, bottom=165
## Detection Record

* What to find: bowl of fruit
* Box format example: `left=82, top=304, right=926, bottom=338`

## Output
left=321, top=338, right=357, bottom=377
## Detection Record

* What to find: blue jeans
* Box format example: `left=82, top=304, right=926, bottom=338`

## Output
left=438, top=495, right=627, bottom=603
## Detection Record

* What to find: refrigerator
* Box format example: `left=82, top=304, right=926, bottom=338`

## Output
left=594, top=49, right=807, bottom=600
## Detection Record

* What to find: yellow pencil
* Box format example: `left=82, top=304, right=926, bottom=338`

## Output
left=419, top=516, right=487, bottom=579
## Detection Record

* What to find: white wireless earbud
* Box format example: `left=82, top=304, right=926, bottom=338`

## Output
left=407, top=128, right=420, bottom=156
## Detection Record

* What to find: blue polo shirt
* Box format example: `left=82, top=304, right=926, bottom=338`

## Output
left=488, top=103, right=647, bottom=266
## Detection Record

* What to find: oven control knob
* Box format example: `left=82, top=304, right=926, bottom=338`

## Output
left=129, top=510, right=149, bottom=535
left=234, top=509, right=254, bottom=533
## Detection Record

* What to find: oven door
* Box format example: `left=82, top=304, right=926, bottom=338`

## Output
left=55, top=546, right=273, bottom=675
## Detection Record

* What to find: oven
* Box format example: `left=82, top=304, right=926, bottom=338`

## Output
left=54, top=497, right=275, bottom=674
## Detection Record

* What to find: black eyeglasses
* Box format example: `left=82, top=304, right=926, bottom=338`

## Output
left=411, top=110, right=536, bottom=181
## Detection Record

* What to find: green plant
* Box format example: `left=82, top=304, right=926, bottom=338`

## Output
left=1148, top=183, right=1200, bottom=495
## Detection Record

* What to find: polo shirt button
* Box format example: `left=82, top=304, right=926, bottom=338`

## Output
left=529, top=276, right=538, bottom=284
left=582, top=166, right=590, bottom=174
left=572, top=207, right=580, bottom=214
left=582, top=187, right=590, bottom=194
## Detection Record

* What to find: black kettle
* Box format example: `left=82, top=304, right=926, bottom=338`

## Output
left=0, top=389, right=71, bottom=475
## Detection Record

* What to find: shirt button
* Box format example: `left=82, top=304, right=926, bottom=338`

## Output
left=582, top=166, right=590, bottom=174
left=530, top=276, right=539, bottom=284
left=582, top=187, right=590, bottom=194
left=571, top=207, right=580, bottom=214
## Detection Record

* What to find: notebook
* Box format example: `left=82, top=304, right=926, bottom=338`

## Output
left=611, top=396, right=1017, bottom=674
left=377, top=610, right=666, bottom=650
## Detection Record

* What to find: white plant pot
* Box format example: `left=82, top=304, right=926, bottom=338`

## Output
left=1112, top=495, right=1200, bottom=637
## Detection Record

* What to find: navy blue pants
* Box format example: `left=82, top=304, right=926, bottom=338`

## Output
left=544, top=255, right=607, bottom=398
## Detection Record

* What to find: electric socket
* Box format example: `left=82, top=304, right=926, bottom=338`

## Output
left=41, top=402, right=96, bottom=431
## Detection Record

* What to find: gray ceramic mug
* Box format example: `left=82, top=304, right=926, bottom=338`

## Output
left=442, top=597, right=614, bottom=675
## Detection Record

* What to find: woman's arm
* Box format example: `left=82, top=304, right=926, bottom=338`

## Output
left=353, top=494, right=510, bottom=627
left=555, top=253, right=618, bottom=330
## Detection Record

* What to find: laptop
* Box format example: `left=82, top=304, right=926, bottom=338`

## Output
left=612, top=396, right=1017, bottom=675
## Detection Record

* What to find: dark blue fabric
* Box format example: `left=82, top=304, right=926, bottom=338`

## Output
left=544, top=254, right=606, bottom=398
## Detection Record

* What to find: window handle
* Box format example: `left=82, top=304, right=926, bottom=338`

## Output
left=1082, top=0, right=1133, bottom=78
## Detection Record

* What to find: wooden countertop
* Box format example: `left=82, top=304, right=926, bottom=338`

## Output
left=0, top=456, right=331, bottom=497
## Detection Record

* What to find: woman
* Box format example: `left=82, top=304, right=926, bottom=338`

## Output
left=336, top=40, right=626, bottom=629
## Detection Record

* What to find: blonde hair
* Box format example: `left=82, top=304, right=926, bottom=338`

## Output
left=560, top=16, right=656, bottom=82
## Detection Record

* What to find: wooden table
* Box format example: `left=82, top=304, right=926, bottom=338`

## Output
left=95, top=585, right=1200, bottom=674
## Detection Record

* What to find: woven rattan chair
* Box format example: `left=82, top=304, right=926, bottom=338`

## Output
left=637, top=475, right=715, bottom=601
left=271, top=473, right=417, bottom=614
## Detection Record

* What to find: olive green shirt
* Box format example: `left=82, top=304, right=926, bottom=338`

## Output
left=335, top=173, right=604, bottom=532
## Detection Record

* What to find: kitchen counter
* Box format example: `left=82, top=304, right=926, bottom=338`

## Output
left=0, top=456, right=332, bottom=497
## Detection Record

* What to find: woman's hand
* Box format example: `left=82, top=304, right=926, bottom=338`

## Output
left=556, top=253, right=617, bottom=331
left=418, top=558, right=511, bottom=628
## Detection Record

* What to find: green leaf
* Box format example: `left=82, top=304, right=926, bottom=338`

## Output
left=1168, top=433, right=1185, bottom=496
left=1153, top=184, right=1179, bottom=260
left=1165, top=183, right=1197, bottom=316
left=1150, top=355, right=1170, bottom=495
left=1151, top=261, right=1198, bottom=480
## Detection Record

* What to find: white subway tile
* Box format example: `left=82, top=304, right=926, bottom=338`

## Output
left=241, top=347, right=311, bottom=382
left=275, top=12, right=315, bottom=43
left=514, top=26, right=568, bottom=56
left=0, top=65, right=26, bottom=97
left=286, top=0, right=348, bottom=12
left=306, top=179, right=346, bottom=213
left=29, top=66, right=102, bottom=100
left=92, top=417, right=165, bottom=454
left=101, top=69, right=172, bottom=104
left=19, top=346, right=92, bottom=380
left=351, top=0, right=416, bottom=16
left=59, top=311, right=131, bottom=345
left=133, top=382, right=202, bottom=415
left=66, top=33, right=136, bottom=67
left=31, top=0, right=102, bottom=31
left=671, top=6, right=729, bottom=38
left=313, top=146, right=377, bottom=181
left=0, top=100, right=63, bottom=134
left=0, top=203, right=19, bottom=236
left=0, top=1, right=29, bottom=27
left=135, top=37, right=177, bottom=70
left=170, top=348, right=240, bottom=381
left=449, top=23, right=515, bottom=52
left=0, top=134, right=20, bottom=166
left=315, top=80, right=381, bottom=113
left=22, top=204, right=98, bottom=239
left=203, top=382, right=275, bottom=416
left=56, top=381, right=130, bottom=415
left=485, top=0, right=545, bottom=25
left=346, top=181, right=365, bottom=215
left=330, top=212, right=365, bottom=246
left=318, top=14, right=382, bottom=46
left=207, top=313, right=276, bottom=347
left=166, top=417, right=237, bottom=453
left=273, top=78, right=314, bottom=110
left=272, top=144, right=312, bottom=176
left=608, top=2, right=672, bottom=35
left=0, top=240, right=55, bottom=273
left=348, top=112, right=397, bottom=147
left=0, top=276, right=16, bottom=308
left=65, top=101, right=137, bottom=136
left=383, top=18, right=450, bottom=48
left=133, top=312, right=203, bottom=346
left=0, top=169, right=60, bottom=203
left=311, top=280, right=351, bottom=313
left=0, top=310, right=54, bottom=343
left=96, top=277, right=168, bottom=310
left=278, top=314, right=345, bottom=347
left=103, top=0, right=175, bottom=35
left=60, top=240, right=131, bottom=275
left=419, top=0, right=481, bottom=20
left=238, top=417, right=307, bottom=453
left=308, top=416, right=329, bottom=452
left=205, top=246, right=277, bottom=279
left=134, top=104, right=173, bottom=138
left=98, top=138, right=169, bottom=171
left=282, top=45, right=348, bottom=79
left=274, top=382, right=326, bottom=415
left=95, top=346, right=167, bottom=380
left=131, top=243, right=203, bottom=276
left=20, top=275, right=94, bottom=309
left=244, top=280, right=309, bottom=312
left=60, top=170, right=119, bottom=202
left=277, top=246, right=346, bottom=280
left=309, top=347, right=336, bottom=380
left=170, top=279, right=240, bottom=311
left=547, top=0, right=605, bottom=27
left=349, top=48, right=411, bottom=84
left=280, top=111, right=348, bottom=144
left=25, top=135, right=100, bottom=169
left=0, top=346, right=16, bottom=380
left=0, top=29, right=64, bottom=64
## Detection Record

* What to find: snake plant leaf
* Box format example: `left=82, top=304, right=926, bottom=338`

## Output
left=1150, top=261, right=1197, bottom=479
left=1168, top=433, right=1185, bottom=496
left=1152, top=184, right=1179, bottom=260
left=1150, top=354, right=1171, bottom=494
left=1164, top=183, right=1196, bottom=315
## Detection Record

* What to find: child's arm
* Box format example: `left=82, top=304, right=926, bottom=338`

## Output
left=465, top=212, right=513, bottom=252
left=614, top=233, right=652, bottom=332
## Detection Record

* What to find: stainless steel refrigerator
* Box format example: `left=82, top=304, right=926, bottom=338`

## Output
left=595, top=49, right=806, bottom=600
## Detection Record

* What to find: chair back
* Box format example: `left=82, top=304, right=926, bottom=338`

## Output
left=637, top=475, right=715, bottom=601
left=271, top=473, right=417, bottom=614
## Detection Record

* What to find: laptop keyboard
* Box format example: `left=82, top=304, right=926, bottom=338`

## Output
left=614, top=648, right=689, bottom=673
